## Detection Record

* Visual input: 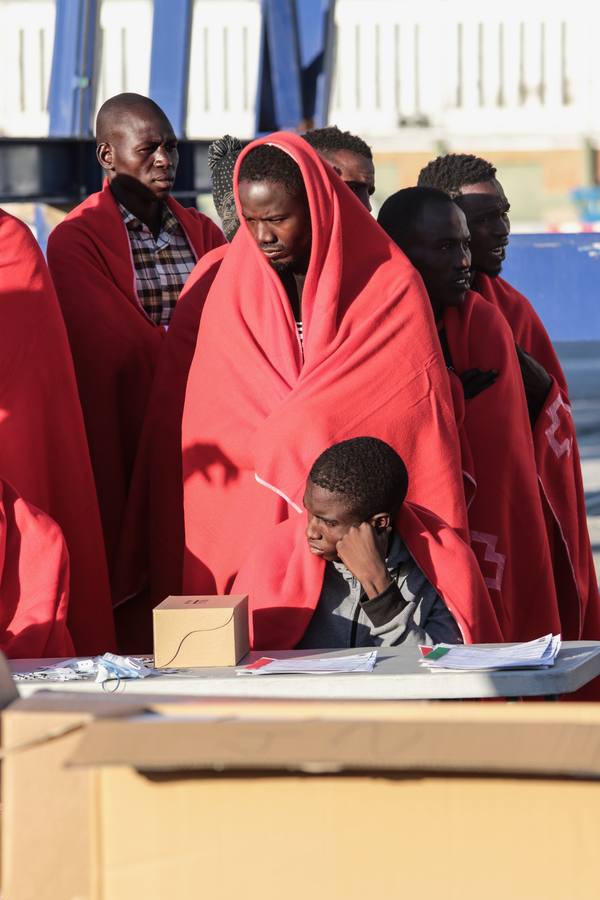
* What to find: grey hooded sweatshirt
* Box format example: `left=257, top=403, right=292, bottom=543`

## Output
left=298, top=532, right=462, bottom=649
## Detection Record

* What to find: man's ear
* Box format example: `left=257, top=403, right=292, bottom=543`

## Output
left=96, top=141, right=113, bottom=171
left=369, top=512, right=391, bottom=532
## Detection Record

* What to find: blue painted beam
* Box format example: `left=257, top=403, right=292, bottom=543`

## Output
left=295, top=0, right=336, bottom=128
left=149, top=0, right=193, bottom=137
left=257, top=0, right=303, bottom=133
left=257, top=0, right=336, bottom=133
left=503, top=233, right=600, bottom=341
left=48, top=0, right=98, bottom=137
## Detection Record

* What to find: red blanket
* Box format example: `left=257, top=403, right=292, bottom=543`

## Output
left=0, top=210, right=113, bottom=654
left=233, top=502, right=502, bottom=648
left=114, top=245, right=228, bottom=608
left=0, top=480, right=75, bottom=659
left=182, top=132, right=468, bottom=597
left=0, top=480, right=74, bottom=658
left=475, top=273, right=599, bottom=639
left=444, top=292, right=559, bottom=640
left=474, top=273, right=568, bottom=395
left=534, top=379, right=600, bottom=639
left=47, top=184, right=225, bottom=587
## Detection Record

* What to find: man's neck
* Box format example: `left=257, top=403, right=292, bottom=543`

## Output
left=431, top=300, right=444, bottom=322
left=109, top=181, right=164, bottom=237
left=279, top=270, right=306, bottom=322
left=473, top=269, right=500, bottom=284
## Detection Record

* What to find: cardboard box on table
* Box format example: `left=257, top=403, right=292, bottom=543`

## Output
left=152, top=594, right=249, bottom=667
left=5, top=694, right=600, bottom=900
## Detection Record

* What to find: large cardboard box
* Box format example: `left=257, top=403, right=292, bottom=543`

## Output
left=5, top=695, right=600, bottom=899
left=153, top=594, right=249, bottom=667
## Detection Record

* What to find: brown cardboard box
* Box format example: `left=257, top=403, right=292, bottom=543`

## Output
left=5, top=695, right=600, bottom=898
left=152, top=594, right=249, bottom=667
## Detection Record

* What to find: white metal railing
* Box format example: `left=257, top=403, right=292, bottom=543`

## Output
left=94, top=0, right=153, bottom=112
left=0, top=0, right=55, bottom=136
left=330, top=0, right=596, bottom=138
left=186, top=0, right=261, bottom=138
left=0, top=0, right=598, bottom=142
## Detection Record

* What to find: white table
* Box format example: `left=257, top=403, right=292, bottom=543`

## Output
left=10, top=642, right=600, bottom=700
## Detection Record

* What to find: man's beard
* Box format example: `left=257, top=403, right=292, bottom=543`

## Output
left=271, top=258, right=293, bottom=273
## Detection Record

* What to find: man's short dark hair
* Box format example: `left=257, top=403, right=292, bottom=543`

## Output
left=238, top=144, right=305, bottom=196
left=377, top=186, right=456, bottom=248
left=309, top=437, right=409, bottom=521
left=417, top=154, right=497, bottom=198
left=303, top=126, right=373, bottom=161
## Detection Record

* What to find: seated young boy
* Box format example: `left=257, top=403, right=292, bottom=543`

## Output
left=298, top=437, right=463, bottom=648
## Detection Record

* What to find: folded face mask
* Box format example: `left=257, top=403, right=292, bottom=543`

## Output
left=92, top=653, right=154, bottom=683
left=13, top=654, right=155, bottom=684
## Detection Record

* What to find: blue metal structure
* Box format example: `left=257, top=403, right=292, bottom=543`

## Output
left=257, top=0, right=304, bottom=133
left=48, top=0, right=98, bottom=137
left=295, top=0, right=336, bottom=128
left=503, top=234, right=600, bottom=342
left=6, top=0, right=338, bottom=205
left=257, top=0, right=336, bottom=132
left=149, top=0, right=193, bottom=137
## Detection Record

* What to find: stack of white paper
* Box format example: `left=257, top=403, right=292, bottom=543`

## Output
left=237, top=650, right=378, bottom=675
left=419, top=634, right=561, bottom=671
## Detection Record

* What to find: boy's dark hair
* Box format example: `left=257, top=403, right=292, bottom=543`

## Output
left=238, top=144, right=305, bottom=197
left=377, top=186, right=456, bottom=248
left=309, top=437, right=409, bottom=521
left=417, top=153, right=496, bottom=198
left=303, top=125, right=373, bottom=161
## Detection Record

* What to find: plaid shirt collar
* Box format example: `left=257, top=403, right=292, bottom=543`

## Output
left=119, top=202, right=180, bottom=249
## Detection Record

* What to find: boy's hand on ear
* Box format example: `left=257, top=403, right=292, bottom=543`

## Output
left=336, top=523, right=392, bottom=600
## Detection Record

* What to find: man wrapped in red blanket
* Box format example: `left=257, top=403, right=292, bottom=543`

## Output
left=113, top=137, right=245, bottom=617
left=0, top=207, right=113, bottom=655
left=181, top=133, right=480, bottom=642
left=418, top=153, right=599, bottom=641
left=47, top=94, right=224, bottom=595
left=378, top=187, right=560, bottom=641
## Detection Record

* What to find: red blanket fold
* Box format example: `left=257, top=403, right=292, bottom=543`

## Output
left=0, top=209, right=114, bottom=654
left=232, top=502, right=502, bottom=648
left=114, top=245, right=227, bottom=607
left=0, top=480, right=74, bottom=658
left=182, top=132, right=468, bottom=597
left=534, top=379, right=600, bottom=639
left=474, top=272, right=568, bottom=395
left=47, top=183, right=225, bottom=588
left=444, top=292, right=559, bottom=640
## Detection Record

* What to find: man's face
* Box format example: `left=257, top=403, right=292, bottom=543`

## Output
left=454, top=178, right=510, bottom=277
left=97, top=106, right=178, bottom=201
left=238, top=179, right=312, bottom=274
left=403, top=204, right=472, bottom=312
left=303, top=480, right=361, bottom=562
left=322, top=149, right=375, bottom=211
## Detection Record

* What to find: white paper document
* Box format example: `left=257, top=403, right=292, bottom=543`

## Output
left=237, top=650, right=378, bottom=675
left=419, top=634, right=561, bottom=671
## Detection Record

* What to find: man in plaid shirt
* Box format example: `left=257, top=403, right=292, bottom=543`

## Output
left=102, top=94, right=213, bottom=327
left=47, top=94, right=224, bottom=613
left=118, top=200, right=196, bottom=327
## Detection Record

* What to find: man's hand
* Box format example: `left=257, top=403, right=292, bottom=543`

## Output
left=335, top=523, right=392, bottom=600
left=515, top=344, right=552, bottom=426
left=459, top=367, right=498, bottom=399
